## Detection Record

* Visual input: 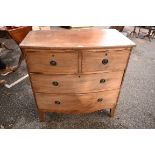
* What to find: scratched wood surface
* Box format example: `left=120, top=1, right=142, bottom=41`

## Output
left=35, top=89, right=119, bottom=114
left=82, top=49, right=130, bottom=73
left=20, top=28, right=135, bottom=121
left=25, top=50, right=78, bottom=74
left=20, top=29, right=135, bottom=49
left=30, top=71, right=123, bottom=94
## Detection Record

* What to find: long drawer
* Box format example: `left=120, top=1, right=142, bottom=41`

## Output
left=82, top=49, right=130, bottom=73
left=25, top=50, right=78, bottom=74
left=35, top=89, right=119, bottom=114
left=30, top=71, right=124, bottom=93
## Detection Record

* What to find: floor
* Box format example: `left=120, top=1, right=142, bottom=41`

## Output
left=0, top=26, right=155, bottom=129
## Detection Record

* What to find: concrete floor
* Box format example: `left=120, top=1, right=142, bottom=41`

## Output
left=0, top=27, right=155, bottom=129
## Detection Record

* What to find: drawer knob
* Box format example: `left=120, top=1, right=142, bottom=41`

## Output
left=100, top=79, right=106, bottom=83
left=55, top=100, right=61, bottom=104
left=50, top=60, right=57, bottom=66
left=52, top=81, right=59, bottom=86
left=102, top=59, right=108, bottom=65
left=97, top=98, right=103, bottom=102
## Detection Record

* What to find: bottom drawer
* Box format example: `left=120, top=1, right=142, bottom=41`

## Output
left=35, top=89, right=119, bottom=114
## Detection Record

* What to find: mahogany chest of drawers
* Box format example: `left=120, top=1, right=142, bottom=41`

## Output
left=20, top=28, right=135, bottom=121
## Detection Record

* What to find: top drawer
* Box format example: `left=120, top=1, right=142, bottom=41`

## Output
left=25, top=50, right=78, bottom=74
left=82, top=49, right=130, bottom=73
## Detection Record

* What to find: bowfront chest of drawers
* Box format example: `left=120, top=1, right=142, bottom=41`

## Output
left=20, top=28, right=135, bottom=121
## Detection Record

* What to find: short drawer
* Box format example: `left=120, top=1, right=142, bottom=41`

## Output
left=35, top=89, right=119, bottom=114
left=25, top=50, right=78, bottom=74
left=82, top=49, right=130, bottom=73
left=30, top=71, right=124, bottom=93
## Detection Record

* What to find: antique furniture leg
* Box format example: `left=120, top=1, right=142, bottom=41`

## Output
left=110, top=106, right=116, bottom=117
left=130, top=26, right=137, bottom=37
left=152, top=31, right=155, bottom=38
left=39, top=111, right=45, bottom=122
left=137, top=26, right=141, bottom=37
left=143, top=29, right=152, bottom=41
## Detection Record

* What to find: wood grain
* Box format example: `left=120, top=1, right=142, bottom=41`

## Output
left=30, top=71, right=124, bottom=94
left=9, top=26, right=32, bottom=44
left=19, top=29, right=135, bottom=120
left=82, top=49, right=130, bottom=73
left=20, top=29, right=135, bottom=49
left=25, top=50, right=78, bottom=74
left=35, top=89, right=119, bottom=114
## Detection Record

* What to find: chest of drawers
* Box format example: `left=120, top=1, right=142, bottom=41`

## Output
left=20, top=28, right=135, bottom=121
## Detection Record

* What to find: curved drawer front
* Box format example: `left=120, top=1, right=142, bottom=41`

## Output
left=26, top=51, right=78, bottom=74
left=82, top=50, right=130, bottom=73
left=35, top=89, right=119, bottom=114
left=30, top=71, right=123, bottom=93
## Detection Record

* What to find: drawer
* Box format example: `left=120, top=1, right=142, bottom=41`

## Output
left=82, top=50, right=130, bottom=73
left=35, top=89, right=119, bottom=114
left=30, top=71, right=123, bottom=93
left=25, top=50, right=78, bottom=74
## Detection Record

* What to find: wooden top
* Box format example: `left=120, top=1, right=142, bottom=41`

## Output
left=20, top=28, right=136, bottom=49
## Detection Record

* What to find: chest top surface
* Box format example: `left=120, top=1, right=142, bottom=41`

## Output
left=20, top=28, right=135, bottom=49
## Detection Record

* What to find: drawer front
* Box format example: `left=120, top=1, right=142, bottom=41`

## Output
left=35, top=89, right=119, bottom=114
left=30, top=71, right=123, bottom=93
left=82, top=50, right=130, bottom=73
left=25, top=51, right=78, bottom=74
